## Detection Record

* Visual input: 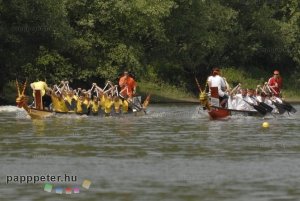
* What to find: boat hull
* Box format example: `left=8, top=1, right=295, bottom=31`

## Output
left=24, top=108, right=146, bottom=119
left=208, top=106, right=261, bottom=120
left=26, top=108, right=54, bottom=119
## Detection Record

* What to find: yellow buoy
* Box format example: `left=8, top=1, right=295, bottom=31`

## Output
left=262, top=122, right=269, bottom=128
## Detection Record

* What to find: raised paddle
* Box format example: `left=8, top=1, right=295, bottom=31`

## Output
left=243, top=99, right=267, bottom=115
left=229, top=83, right=241, bottom=96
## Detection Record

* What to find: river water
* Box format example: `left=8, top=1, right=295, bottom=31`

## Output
left=0, top=104, right=300, bottom=201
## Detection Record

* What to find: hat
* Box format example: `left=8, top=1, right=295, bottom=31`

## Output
left=273, top=70, right=279, bottom=74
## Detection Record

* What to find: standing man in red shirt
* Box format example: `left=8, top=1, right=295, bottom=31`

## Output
left=268, top=70, right=283, bottom=97
left=119, top=71, right=137, bottom=98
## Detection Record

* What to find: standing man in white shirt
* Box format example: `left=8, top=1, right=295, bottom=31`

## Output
left=207, top=68, right=228, bottom=108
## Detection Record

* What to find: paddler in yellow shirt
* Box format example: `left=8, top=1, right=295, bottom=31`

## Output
left=113, top=95, right=123, bottom=114
left=90, top=96, right=100, bottom=115
left=76, top=93, right=85, bottom=114
left=104, top=94, right=114, bottom=116
left=122, top=99, right=129, bottom=113
left=80, top=90, right=90, bottom=114
left=64, top=89, right=77, bottom=111
left=50, top=89, right=69, bottom=113
left=99, top=93, right=106, bottom=111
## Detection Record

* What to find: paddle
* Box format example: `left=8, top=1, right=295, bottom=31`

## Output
left=243, top=99, right=267, bottom=115
left=270, top=97, right=296, bottom=114
left=229, top=83, right=241, bottom=96
left=119, top=94, right=145, bottom=113
left=271, top=100, right=286, bottom=114
left=132, top=96, right=147, bottom=114
left=281, top=100, right=297, bottom=113
left=250, top=97, right=273, bottom=113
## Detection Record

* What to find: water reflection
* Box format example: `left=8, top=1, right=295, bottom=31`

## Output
left=32, top=120, right=46, bottom=135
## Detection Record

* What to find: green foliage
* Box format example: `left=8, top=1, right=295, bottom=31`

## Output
left=21, top=47, right=73, bottom=83
left=1, top=0, right=300, bottom=100
left=138, top=79, right=196, bottom=103
left=222, top=67, right=300, bottom=99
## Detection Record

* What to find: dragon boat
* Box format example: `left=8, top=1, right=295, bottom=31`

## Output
left=199, top=86, right=296, bottom=120
left=15, top=80, right=150, bottom=119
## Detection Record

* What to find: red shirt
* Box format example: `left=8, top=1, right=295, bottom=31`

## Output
left=119, top=76, right=137, bottom=97
left=268, top=76, right=282, bottom=96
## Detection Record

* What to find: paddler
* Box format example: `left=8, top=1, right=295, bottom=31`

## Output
left=75, top=93, right=85, bottom=114
left=113, top=95, right=123, bottom=114
left=81, top=90, right=90, bottom=114
left=90, top=96, right=100, bottom=115
left=104, top=94, right=114, bottom=116
left=50, top=87, right=69, bottom=112
left=64, top=89, right=77, bottom=111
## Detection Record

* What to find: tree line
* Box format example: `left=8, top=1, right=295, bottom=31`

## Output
left=1, top=0, right=299, bottom=94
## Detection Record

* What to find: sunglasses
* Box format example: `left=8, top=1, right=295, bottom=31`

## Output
left=274, top=74, right=279, bottom=75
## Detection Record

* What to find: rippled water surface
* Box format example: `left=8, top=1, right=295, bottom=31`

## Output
left=1, top=104, right=300, bottom=201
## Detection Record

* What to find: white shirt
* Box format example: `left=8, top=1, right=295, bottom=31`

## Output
left=209, top=75, right=226, bottom=97
left=234, top=94, right=254, bottom=111
left=227, top=96, right=236, bottom=109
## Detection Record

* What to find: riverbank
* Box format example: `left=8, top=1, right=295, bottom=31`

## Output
left=137, top=80, right=198, bottom=103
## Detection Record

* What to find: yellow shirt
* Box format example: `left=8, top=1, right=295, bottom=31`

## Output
left=91, top=101, right=99, bottom=113
left=100, top=95, right=106, bottom=110
left=122, top=100, right=129, bottom=113
left=104, top=99, right=113, bottom=114
left=32, top=81, right=48, bottom=97
left=76, top=100, right=83, bottom=113
left=51, top=95, right=68, bottom=112
left=83, top=98, right=90, bottom=106
left=114, top=99, right=123, bottom=113
left=65, top=96, right=73, bottom=105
